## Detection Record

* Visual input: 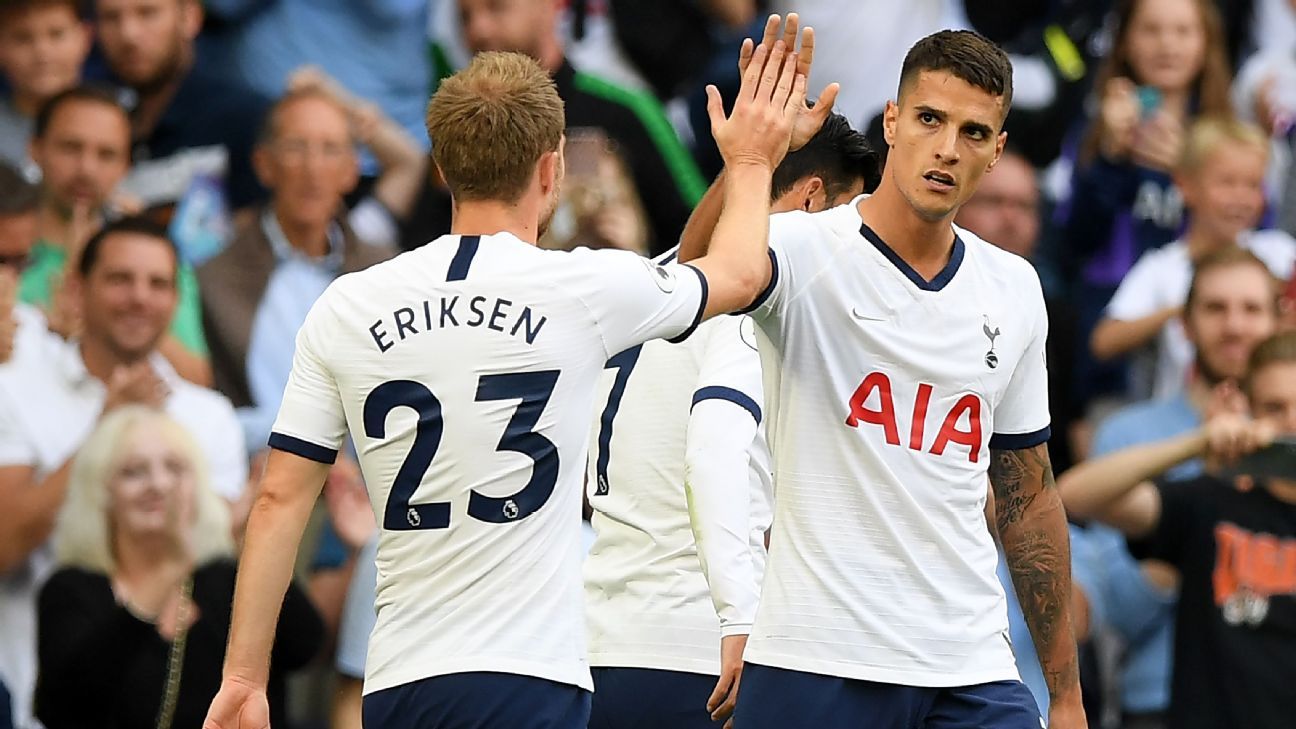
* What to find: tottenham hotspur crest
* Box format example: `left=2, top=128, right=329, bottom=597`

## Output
left=982, top=316, right=1000, bottom=369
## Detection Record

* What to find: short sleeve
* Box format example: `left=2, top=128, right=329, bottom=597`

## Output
left=743, top=211, right=810, bottom=321
left=989, top=270, right=1051, bottom=449
left=267, top=294, right=346, bottom=463
left=1128, top=477, right=1212, bottom=566
left=580, top=248, right=708, bottom=357
left=691, top=315, right=764, bottom=423
left=1105, top=252, right=1161, bottom=321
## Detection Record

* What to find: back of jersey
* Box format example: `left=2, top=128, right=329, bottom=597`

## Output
left=269, top=232, right=708, bottom=695
left=583, top=310, right=771, bottom=675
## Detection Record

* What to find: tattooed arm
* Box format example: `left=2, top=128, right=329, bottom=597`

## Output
left=990, top=443, right=1087, bottom=728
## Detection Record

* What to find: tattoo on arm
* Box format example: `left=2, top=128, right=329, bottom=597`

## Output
left=990, top=444, right=1080, bottom=703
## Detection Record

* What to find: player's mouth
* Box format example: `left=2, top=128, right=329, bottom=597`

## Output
left=922, top=170, right=956, bottom=193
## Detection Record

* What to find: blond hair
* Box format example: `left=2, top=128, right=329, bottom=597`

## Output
left=1178, top=116, right=1269, bottom=173
left=425, top=51, right=565, bottom=203
left=53, top=407, right=234, bottom=574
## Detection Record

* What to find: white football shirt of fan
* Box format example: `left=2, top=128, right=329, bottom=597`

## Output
left=270, top=232, right=708, bottom=694
left=1106, top=229, right=1296, bottom=399
left=744, top=197, right=1050, bottom=687
left=584, top=248, right=772, bottom=674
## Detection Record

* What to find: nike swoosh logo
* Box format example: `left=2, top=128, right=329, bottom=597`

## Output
left=850, top=306, right=888, bottom=322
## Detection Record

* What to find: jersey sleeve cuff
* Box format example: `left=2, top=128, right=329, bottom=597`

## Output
left=667, top=264, right=710, bottom=343
left=719, top=623, right=753, bottom=637
left=734, top=249, right=779, bottom=316
left=268, top=432, right=340, bottom=464
left=692, top=386, right=762, bottom=424
left=988, top=425, right=1051, bottom=450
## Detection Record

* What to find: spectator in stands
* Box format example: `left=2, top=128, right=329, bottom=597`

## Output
left=1064, top=0, right=1235, bottom=400
left=452, top=0, right=706, bottom=256
left=197, top=82, right=404, bottom=455
left=1072, top=246, right=1281, bottom=729
left=200, top=0, right=432, bottom=159
left=0, top=163, right=60, bottom=368
left=33, top=407, right=321, bottom=729
left=21, top=86, right=210, bottom=383
left=1233, top=0, right=1296, bottom=238
left=0, top=0, right=91, bottom=173
left=0, top=218, right=245, bottom=729
left=1092, top=117, right=1296, bottom=399
left=95, top=0, right=271, bottom=256
left=1060, top=330, right=1296, bottom=729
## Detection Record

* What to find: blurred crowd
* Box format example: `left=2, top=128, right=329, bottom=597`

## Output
left=0, top=0, right=1294, bottom=728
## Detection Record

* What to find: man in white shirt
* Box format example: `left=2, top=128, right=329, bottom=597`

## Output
left=205, top=30, right=813, bottom=729
left=680, top=28, right=1086, bottom=729
left=0, top=217, right=245, bottom=729
left=585, top=111, right=878, bottom=729
left=1093, top=117, right=1296, bottom=399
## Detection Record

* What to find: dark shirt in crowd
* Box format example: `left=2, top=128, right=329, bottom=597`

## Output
left=1129, top=475, right=1296, bottom=729
left=34, top=560, right=322, bottom=729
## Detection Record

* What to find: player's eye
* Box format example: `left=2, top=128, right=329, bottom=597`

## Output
left=919, top=112, right=937, bottom=125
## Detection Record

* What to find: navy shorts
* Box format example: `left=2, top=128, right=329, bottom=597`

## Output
left=588, top=667, right=719, bottom=729
left=361, top=672, right=591, bottom=729
left=732, top=663, right=1044, bottom=729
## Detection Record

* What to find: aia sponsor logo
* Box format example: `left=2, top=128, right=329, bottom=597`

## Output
left=844, top=372, right=983, bottom=463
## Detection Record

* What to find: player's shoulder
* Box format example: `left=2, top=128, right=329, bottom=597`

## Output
left=957, top=225, right=1044, bottom=294
left=771, top=196, right=864, bottom=240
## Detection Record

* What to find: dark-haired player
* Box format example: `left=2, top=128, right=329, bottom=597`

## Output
left=680, top=27, right=1086, bottom=729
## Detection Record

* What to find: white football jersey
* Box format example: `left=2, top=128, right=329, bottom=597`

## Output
left=584, top=249, right=772, bottom=675
left=270, top=232, right=708, bottom=695
left=744, top=197, right=1050, bottom=687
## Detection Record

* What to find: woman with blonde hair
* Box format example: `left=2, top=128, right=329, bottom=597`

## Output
left=34, top=407, right=321, bottom=729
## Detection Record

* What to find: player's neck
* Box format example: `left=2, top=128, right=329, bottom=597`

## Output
left=856, top=185, right=956, bottom=277
left=450, top=200, right=542, bottom=246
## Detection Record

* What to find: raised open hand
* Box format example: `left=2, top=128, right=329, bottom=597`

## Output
left=737, top=14, right=839, bottom=151
left=706, top=16, right=807, bottom=172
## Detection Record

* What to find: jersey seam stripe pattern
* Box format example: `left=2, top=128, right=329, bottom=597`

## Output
left=735, top=249, right=779, bottom=315
left=446, top=234, right=482, bottom=281
left=988, top=425, right=1052, bottom=451
left=691, top=385, right=762, bottom=424
left=667, top=264, right=709, bottom=343
left=268, top=431, right=340, bottom=464
left=859, top=222, right=966, bottom=292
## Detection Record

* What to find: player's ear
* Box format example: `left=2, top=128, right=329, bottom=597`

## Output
left=988, top=131, right=1007, bottom=172
left=537, top=149, right=560, bottom=198
left=883, top=100, right=899, bottom=147
left=802, top=177, right=825, bottom=212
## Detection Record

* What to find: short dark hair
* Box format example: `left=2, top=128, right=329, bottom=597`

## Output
left=898, top=30, right=1014, bottom=113
left=34, top=84, right=127, bottom=140
left=0, top=163, right=39, bottom=216
left=771, top=112, right=880, bottom=202
left=78, top=216, right=178, bottom=279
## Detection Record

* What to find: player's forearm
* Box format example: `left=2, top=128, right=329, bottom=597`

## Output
left=1090, top=309, right=1177, bottom=361
left=676, top=170, right=726, bottom=264
left=1057, top=430, right=1203, bottom=520
left=693, top=164, right=773, bottom=317
left=990, top=446, right=1082, bottom=706
left=222, top=461, right=322, bottom=687
left=684, top=400, right=760, bottom=633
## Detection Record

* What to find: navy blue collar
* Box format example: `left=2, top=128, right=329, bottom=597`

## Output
left=858, top=222, right=964, bottom=292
